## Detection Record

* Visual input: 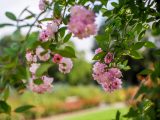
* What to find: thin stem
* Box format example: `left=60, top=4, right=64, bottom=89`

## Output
left=16, top=6, right=29, bottom=28
left=25, top=11, right=45, bottom=41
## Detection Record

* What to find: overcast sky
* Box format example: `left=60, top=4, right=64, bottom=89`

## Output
left=0, top=0, right=116, bottom=61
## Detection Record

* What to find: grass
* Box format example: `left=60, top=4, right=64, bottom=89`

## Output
left=64, top=107, right=128, bottom=120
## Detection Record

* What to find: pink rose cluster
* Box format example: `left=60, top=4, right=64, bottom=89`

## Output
left=25, top=49, right=73, bottom=94
left=28, top=76, right=53, bottom=94
left=68, top=5, right=97, bottom=39
left=39, top=21, right=58, bottom=42
left=93, top=48, right=122, bottom=92
left=92, top=62, right=122, bottom=92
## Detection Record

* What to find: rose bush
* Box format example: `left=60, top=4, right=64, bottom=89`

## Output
left=0, top=0, right=160, bottom=119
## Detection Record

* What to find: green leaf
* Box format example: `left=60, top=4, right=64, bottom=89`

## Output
left=59, top=27, right=67, bottom=38
left=144, top=41, right=156, bottom=48
left=36, top=63, right=53, bottom=77
left=3, top=87, right=10, bottom=101
left=54, top=46, right=76, bottom=58
left=0, top=101, right=11, bottom=114
left=63, top=33, right=72, bottom=43
left=123, top=60, right=128, bottom=66
left=116, top=110, right=120, bottom=120
left=33, top=79, right=43, bottom=85
left=139, top=69, right=153, bottom=75
left=131, top=42, right=145, bottom=50
left=54, top=2, right=62, bottom=18
left=92, top=52, right=106, bottom=60
left=39, top=18, right=53, bottom=22
left=95, top=35, right=109, bottom=51
left=49, top=44, right=57, bottom=51
left=153, top=49, right=160, bottom=56
left=138, top=30, right=146, bottom=41
left=93, top=5, right=102, bottom=13
left=103, top=10, right=112, bottom=17
left=124, top=107, right=138, bottom=118
left=130, top=50, right=143, bottom=59
left=133, top=23, right=142, bottom=33
left=24, top=15, right=35, bottom=20
left=5, top=12, right=17, bottom=21
left=111, top=2, right=119, bottom=7
left=0, top=23, right=14, bottom=28
left=100, top=0, right=108, bottom=5
left=142, top=99, right=154, bottom=112
left=14, top=105, right=34, bottom=113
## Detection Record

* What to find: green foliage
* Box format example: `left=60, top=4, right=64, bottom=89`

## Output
left=36, top=63, right=53, bottom=77
left=115, top=110, right=120, bottom=120
left=5, top=12, right=17, bottom=21
left=0, top=101, right=11, bottom=114
left=14, top=105, right=34, bottom=113
left=54, top=46, right=76, bottom=58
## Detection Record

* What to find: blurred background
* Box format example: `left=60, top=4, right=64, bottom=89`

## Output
left=0, top=0, right=160, bottom=120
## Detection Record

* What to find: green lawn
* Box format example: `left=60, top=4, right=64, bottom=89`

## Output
left=64, top=107, right=128, bottom=120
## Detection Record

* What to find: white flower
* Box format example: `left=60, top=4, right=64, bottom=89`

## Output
left=36, top=46, right=50, bottom=61
left=59, top=58, right=73, bottom=74
left=29, top=63, right=40, bottom=74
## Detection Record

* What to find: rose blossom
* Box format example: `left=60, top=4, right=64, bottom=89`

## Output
left=52, top=54, right=63, bottom=64
left=108, top=68, right=122, bottom=78
left=104, top=52, right=114, bottom=64
left=59, top=58, right=73, bottom=74
left=95, top=48, right=102, bottom=54
left=36, top=46, right=50, bottom=61
left=92, top=62, right=122, bottom=92
left=46, top=22, right=58, bottom=37
left=39, top=30, right=50, bottom=42
left=25, top=51, right=37, bottom=62
left=68, top=5, right=97, bottom=39
left=29, top=63, right=40, bottom=74
left=39, top=21, right=58, bottom=42
left=28, top=76, right=53, bottom=94
left=39, top=0, right=47, bottom=11
left=102, top=78, right=122, bottom=92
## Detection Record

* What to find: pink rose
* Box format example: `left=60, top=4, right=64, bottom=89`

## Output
left=104, top=52, right=113, bottom=64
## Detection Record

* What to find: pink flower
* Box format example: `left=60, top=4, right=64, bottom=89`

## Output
left=92, top=62, right=123, bottom=92
left=39, top=0, right=47, bottom=11
left=28, top=76, right=54, bottom=94
left=36, top=46, right=50, bottom=61
left=112, top=78, right=122, bottom=89
left=39, top=30, right=49, bottom=42
left=52, top=54, right=63, bottom=64
left=29, top=63, right=40, bottom=74
left=46, top=22, right=58, bottom=37
left=59, top=58, right=73, bottom=74
left=95, top=48, right=102, bottom=54
left=68, top=5, right=97, bottom=39
left=39, top=21, right=58, bottom=42
left=92, top=62, right=106, bottom=75
left=102, top=78, right=122, bottom=92
left=104, top=52, right=113, bottom=64
left=25, top=51, right=37, bottom=62
left=25, top=51, right=32, bottom=62
left=92, top=62, right=107, bottom=83
left=108, top=68, right=122, bottom=78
